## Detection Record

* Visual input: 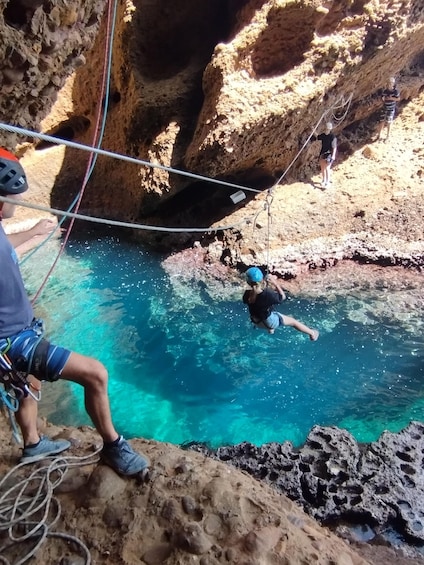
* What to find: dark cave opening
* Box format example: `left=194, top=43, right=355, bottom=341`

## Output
left=144, top=169, right=275, bottom=228
left=35, top=116, right=91, bottom=150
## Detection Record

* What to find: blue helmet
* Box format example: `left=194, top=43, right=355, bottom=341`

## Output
left=245, top=267, right=264, bottom=284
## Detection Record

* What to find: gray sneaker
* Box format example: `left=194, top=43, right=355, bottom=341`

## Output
left=101, top=436, right=149, bottom=476
left=21, top=435, right=71, bottom=464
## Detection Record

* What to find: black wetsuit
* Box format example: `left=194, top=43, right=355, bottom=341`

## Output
left=242, top=288, right=283, bottom=324
left=317, top=133, right=336, bottom=161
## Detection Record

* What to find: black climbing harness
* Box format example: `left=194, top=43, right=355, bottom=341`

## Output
left=0, top=346, right=41, bottom=408
left=0, top=336, right=42, bottom=444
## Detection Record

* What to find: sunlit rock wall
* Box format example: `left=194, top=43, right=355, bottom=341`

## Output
left=185, top=0, right=424, bottom=184
left=0, top=0, right=423, bottom=222
left=0, top=0, right=106, bottom=147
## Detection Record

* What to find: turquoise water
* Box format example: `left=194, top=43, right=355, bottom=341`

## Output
left=21, top=230, right=424, bottom=448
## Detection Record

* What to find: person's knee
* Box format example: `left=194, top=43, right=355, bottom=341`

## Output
left=85, top=359, right=108, bottom=390
left=280, top=314, right=292, bottom=326
left=62, top=354, right=108, bottom=390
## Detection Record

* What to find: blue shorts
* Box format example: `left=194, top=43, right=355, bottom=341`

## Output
left=0, top=319, right=71, bottom=382
left=255, top=312, right=285, bottom=331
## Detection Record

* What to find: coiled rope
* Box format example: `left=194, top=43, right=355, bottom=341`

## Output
left=1, top=3, right=116, bottom=564
left=0, top=451, right=101, bottom=565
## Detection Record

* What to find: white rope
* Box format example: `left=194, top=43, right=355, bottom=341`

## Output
left=272, top=93, right=353, bottom=189
left=0, top=122, right=261, bottom=195
left=250, top=93, right=354, bottom=275
left=0, top=195, right=249, bottom=234
left=330, top=93, right=354, bottom=124
left=0, top=451, right=101, bottom=564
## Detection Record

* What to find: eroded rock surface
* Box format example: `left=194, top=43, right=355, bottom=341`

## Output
left=188, top=421, right=424, bottom=544
left=0, top=421, right=372, bottom=565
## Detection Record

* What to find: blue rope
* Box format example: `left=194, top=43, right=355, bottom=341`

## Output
left=0, top=384, right=19, bottom=412
left=0, top=388, right=23, bottom=444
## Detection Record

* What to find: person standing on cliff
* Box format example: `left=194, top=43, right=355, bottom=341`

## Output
left=0, top=148, right=149, bottom=477
left=242, top=267, right=319, bottom=340
left=376, top=76, right=400, bottom=142
left=311, top=122, right=337, bottom=189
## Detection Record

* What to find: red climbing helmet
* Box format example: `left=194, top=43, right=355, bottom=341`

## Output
left=0, top=148, right=28, bottom=196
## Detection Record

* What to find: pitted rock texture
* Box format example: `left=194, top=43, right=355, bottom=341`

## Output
left=185, top=0, right=424, bottom=184
left=0, top=0, right=106, bottom=148
left=0, top=421, right=372, bottom=565
left=1, top=0, right=423, bottom=230
left=188, top=421, right=424, bottom=544
left=1, top=0, right=424, bottom=276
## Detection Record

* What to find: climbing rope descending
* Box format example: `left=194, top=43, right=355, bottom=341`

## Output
left=0, top=6, right=116, bottom=562
left=31, top=0, right=118, bottom=304
left=251, top=93, right=354, bottom=277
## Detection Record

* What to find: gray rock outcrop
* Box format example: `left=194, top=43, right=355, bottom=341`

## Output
left=188, top=421, right=424, bottom=543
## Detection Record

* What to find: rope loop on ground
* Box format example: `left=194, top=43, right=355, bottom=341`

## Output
left=0, top=450, right=101, bottom=564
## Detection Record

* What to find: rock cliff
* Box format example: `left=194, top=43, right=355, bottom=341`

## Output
left=1, top=419, right=423, bottom=565
left=1, top=1, right=424, bottom=564
left=1, top=0, right=423, bottom=253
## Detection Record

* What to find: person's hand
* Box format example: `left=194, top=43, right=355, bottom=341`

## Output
left=30, top=219, right=57, bottom=237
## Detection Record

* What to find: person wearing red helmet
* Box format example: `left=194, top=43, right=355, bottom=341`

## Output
left=0, top=149, right=149, bottom=476
left=243, top=267, right=319, bottom=340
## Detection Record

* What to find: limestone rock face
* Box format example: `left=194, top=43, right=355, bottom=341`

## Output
left=0, top=422, right=372, bottom=565
left=1, top=0, right=423, bottom=229
left=189, top=421, right=424, bottom=545
left=0, top=0, right=106, bottom=148
left=185, top=0, right=424, bottom=185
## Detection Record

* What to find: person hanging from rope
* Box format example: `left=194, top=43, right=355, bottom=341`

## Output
left=311, top=121, right=337, bottom=189
left=242, top=267, right=319, bottom=340
left=0, top=148, right=149, bottom=477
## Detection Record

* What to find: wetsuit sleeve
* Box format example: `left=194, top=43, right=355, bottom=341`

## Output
left=263, top=289, right=283, bottom=305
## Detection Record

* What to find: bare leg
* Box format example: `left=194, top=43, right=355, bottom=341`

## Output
left=280, top=315, right=319, bottom=340
left=325, top=162, right=332, bottom=185
left=377, top=120, right=386, bottom=141
left=15, top=395, right=40, bottom=446
left=319, top=158, right=326, bottom=185
left=60, top=352, right=119, bottom=443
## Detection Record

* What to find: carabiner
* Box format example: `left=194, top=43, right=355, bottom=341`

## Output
left=24, top=383, right=41, bottom=402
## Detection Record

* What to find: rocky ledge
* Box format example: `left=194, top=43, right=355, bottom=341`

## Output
left=187, top=421, right=424, bottom=548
